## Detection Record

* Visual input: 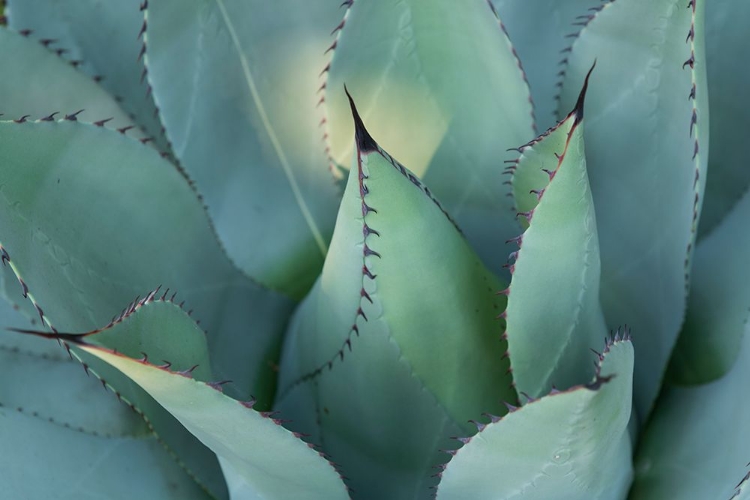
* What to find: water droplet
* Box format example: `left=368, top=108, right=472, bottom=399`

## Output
left=552, top=449, right=571, bottom=464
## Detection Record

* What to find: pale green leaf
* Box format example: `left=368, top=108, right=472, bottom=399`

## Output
left=557, top=0, right=709, bottom=418
left=143, top=0, right=343, bottom=298
left=276, top=97, right=515, bottom=499
left=69, top=311, right=350, bottom=500
left=436, top=337, right=634, bottom=500
left=324, top=0, right=535, bottom=279
left=505, top=71, right=606, bottom=398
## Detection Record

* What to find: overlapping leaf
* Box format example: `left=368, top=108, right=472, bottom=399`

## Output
left=143, top=0, right=343, bottom=298
left=436, top=337, right=634, bottom=500
left=0, top=27, right=141, bottom=137
left=632, top=325, right=750, bottom=500
left=696, top=0, right=750, bottom=237
left=505, top=68, right=606, bottom=398
left=275, top=94, right=514, bottom=499
left=0, top=120, right=293, bottom=402
left=47, top=300, right=350, bottom=500
left=6, top=0, right=168, bottom=150
left=0, top=120, right=295, bottom=496
left=491, top=0, right=605, bottom=130
left=323, top=0, right=535, bottom=279
left=0, top=277, right=211, bottom=499
left=669, top=185, right=750, bottom=384
left=557, top=0, right=709, bottom=418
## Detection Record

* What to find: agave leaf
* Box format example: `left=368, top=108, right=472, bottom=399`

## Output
left=0, top=26, right=141, bottom=137
left=5, top=0, right=168, bottom=151
left=631, top=325, right=750, bottom=500
left=275, top=93, right=514, bottom=499
left=142, top=0, right=342, bottom=298
left=0, top=121, right=294, bottom=496
left=505, top=68, right=606, bottom=398
left=59, top=308, right=349, bottom=500
left=696, top=0, right=750, bottom=237
left=668, top=185, right=750, bottom=384
left=490, top=0, right=605, bottom=130
left=2, top=273, right=229, bottom=497
left=436, top=336, right=634, bottom=500
left=324, top=0, right=535, bottom=279
left=557, top=0, right=709, bottom=419
left=0, top=120, right=293, bottom=403
left=0, top=286, right=211, bottom=499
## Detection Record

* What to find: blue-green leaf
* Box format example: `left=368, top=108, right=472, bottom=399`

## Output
left=696, top=0, right=750, bottom=237
left=558, top=0, right=708, bottom=419
left=276, top=94, right=515, bottom=499
left=632, top=326, right=750, bottom=500
left=0, top=27, right=141, bottom=137
left=324, top=0, right=535, bottom=280
left=0, top=120, right=295, bottom=497
left=64, top=303, right=350, bottom=500
left=436, top=337, right=634, bottom=500
left=669, top=185, right=750, bottom=384
left=5, top=0, right=168, bottom=151
left=0, top=279, right=211, bottom=499
left=143, top=0, right=344, bottom=298
left=491, top=0, right=605, bottom=130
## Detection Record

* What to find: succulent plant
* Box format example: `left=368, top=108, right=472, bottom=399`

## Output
left=0, top=0, right=749, bottom=499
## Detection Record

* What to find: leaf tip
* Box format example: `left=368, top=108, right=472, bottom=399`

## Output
left=573, top=60, right=596, bottom=124
left=344, top=85, right=378, bottom=153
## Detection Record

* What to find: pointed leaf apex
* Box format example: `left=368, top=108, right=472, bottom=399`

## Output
left=573, top=60, right=596, bottom=125
left=344, top=85, right=378, bottom=153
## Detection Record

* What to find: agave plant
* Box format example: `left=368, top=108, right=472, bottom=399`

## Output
left=0, top=0, right=749, bottom=498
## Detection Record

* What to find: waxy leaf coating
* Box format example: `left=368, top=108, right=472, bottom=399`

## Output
left=276, top=92, right=514, bottom=499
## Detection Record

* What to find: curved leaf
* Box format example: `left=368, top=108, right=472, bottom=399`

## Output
left=0, top=26, right=141, bottom=136
left=275, top=94, right=515, bottom=499
left=324, top=0, right=535, bottom=279
left=0, top=120, right=293, bottom=403
left=0, top=285, right=210, bottom=499
left=557, top=0, right=709, bottom=418
left=5, top=0, right=168, bottom=151
left=696, top=0, right=750, bottom=237
left=60, top=303, right=349, bottom=500
left=143, top=0, right=343, bottom=298
left=436, top=337, right=634, bottom=500
left=669, top=186, right=750, bottom=384
left=0, top=120, right=294, bottom=496
left=490, top=0, right=605, bottom=130
left=2, top=275, right=229, bottom=497
left=505, top=68, right=606, bottom=397
left=632, top=325, right=750, bottom=500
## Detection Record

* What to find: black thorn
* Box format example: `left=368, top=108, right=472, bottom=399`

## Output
left=5, top=327, right=90, bottom=345
left=344, top=85, right=378, bottom=153
left=94, top=117, right=113, bottom=127
left=64, top=110, right=84, bottom=121
left=573, top=60, right=596, bottom=125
